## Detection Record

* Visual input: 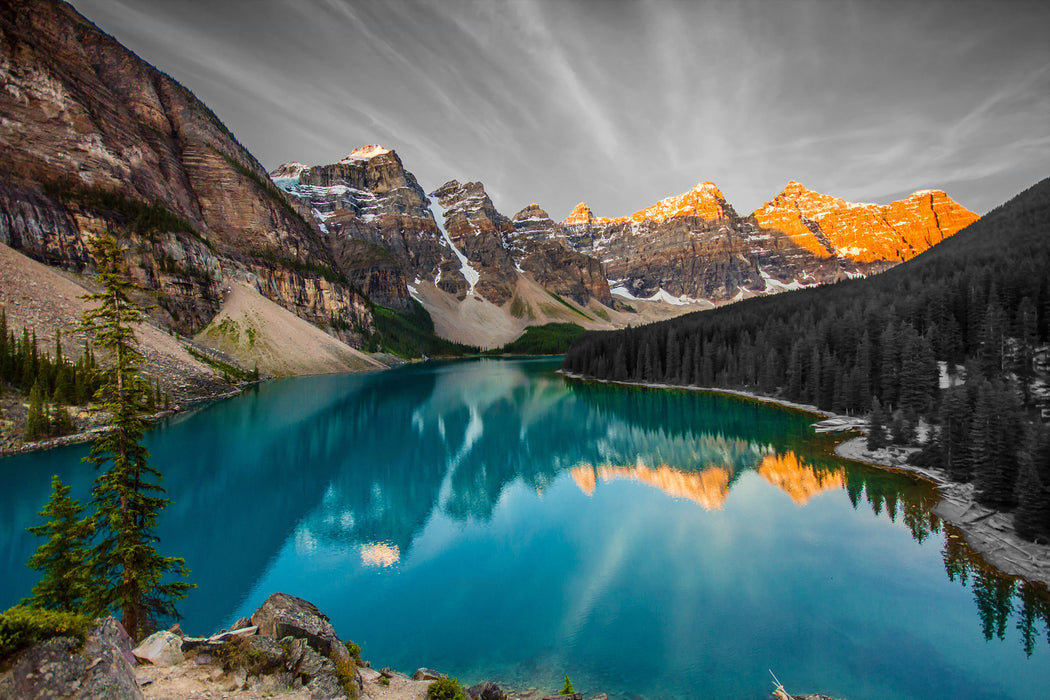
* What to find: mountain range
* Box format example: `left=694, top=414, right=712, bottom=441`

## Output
left=0, top=0, right=979, bottom=379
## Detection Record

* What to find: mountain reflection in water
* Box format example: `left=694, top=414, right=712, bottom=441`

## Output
left=1, top=357, right=1048, bottom=699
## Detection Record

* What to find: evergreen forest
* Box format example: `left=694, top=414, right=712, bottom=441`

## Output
left=563, top=177, right=1050, bottom=542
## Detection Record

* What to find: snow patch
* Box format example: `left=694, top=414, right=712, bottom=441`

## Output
left=430, top=196, right=480, bottom=296
left=758, top=266, right=806, bottom=293
left=610, top=285, right=702, bottom=306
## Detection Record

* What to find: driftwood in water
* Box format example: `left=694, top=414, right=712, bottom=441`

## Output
left=770, top=670, right=844, bottom=700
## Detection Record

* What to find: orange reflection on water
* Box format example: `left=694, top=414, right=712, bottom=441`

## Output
left=756, top=451, right=846, bottom=504
left=571, top=461, right=732, bottom=510
left=360, top=542, right=400, bottom=567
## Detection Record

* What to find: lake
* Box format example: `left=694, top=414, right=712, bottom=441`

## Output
left=1, top=357, right=1047, bottom=699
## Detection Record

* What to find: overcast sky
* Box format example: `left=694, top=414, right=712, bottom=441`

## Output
left=69, top=0, right=1049, bottom=218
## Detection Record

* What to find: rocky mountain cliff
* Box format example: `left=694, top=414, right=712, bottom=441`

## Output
left=558, top=181, right=978, bottom=303
left=0, top=0, right=372, bottom=341
left=0, top=0, right=980, bottom=357
left=271, top=158, right=616, bottom=314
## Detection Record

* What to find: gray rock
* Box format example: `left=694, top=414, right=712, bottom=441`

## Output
left=251, top=593, right=350, bottom=666
left=467, top=681, right=508, bottom=700
left=91, top=617, right=137, bottom=669
left=414, top=667, right=445, bottom=681
left=132, top=630, right=184, bottom=667
left=542, top=695, right=582, bottom=700
left=7, top=618, right=145, bottom=700
left=243, top=635, right=285, bottom=671
left=230, top=617, right=254, bottom=631
left=207, top=625, right=258, bottom=643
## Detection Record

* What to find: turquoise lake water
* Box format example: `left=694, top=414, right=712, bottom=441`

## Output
left=1, top=357, right=1048, bottom=698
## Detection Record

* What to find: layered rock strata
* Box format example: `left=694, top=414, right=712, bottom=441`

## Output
left=0, top=0, right=372, bottom=340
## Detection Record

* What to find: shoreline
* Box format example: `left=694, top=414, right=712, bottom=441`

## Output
left=0, top=384, right=247, bottom=458
left=559, top=370, right=1050, bottom=588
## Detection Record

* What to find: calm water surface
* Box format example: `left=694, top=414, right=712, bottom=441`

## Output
left=1, top=358, right=1048, bottom=699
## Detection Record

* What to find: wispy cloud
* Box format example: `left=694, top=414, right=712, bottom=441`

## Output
left=68, top=0, right=1050, bottom=216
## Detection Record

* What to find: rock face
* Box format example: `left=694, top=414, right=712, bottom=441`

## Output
left=430, top=179, right=520, bottom=304
left=275, top=163, right=615, bottom=312
left=3, top=617, right=144, bottom=700
left=273, top=147, right=447, bottom=311
left=0, top=0, right=373, bottom=341
left=558, top=180, right=978, bottom=303
left=751, top=181, right=980, bottom=263
left=509, top=204, right=613, bottom=306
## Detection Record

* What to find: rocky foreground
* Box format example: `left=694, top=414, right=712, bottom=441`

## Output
left=0, top=592, right=839, bottom=700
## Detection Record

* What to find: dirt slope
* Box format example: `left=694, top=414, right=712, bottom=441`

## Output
left=195, top=283, right=387, bottom=376
left=0, top=242, right=226, bottom=402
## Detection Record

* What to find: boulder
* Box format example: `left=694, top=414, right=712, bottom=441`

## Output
left=414, top=667, right=445, bottom=681
left=6, top=618, right=144, bottom=699
left=251, top=593, right=350, bottom=665
left=132, top=630, right=185, bottom=666
left=468, top=680, right=509, bottom=700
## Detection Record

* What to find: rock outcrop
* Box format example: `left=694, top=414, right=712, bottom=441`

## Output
left=250, top=592, right=351, bottom=667
left=0, top=0, right=373, bottom=342
left=2, top=617, right=144, bottom=700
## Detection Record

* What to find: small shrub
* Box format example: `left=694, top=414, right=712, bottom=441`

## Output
left=213, top=635, right=281, bottom=676
left=0, top=605, right=93, bottom=663
left=332, top=654, right=360, bottom=699
left=343, top=638, right=362, bottom=664
left=560, top=674, right=575, bottom=695
left=427, top=676, right=466, bottom=700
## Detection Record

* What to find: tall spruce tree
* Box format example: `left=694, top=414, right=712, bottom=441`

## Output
left=24, top=476, right=98, bottom=613
left=78, top=234, right=193, bottom=639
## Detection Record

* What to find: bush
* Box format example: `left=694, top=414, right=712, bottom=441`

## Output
left=427, top=676, right=466, bottom=700
left=561, top=674, right=575, bottom=695
left=343, top=638, right=362, bottom=664
left=332, top=654, right=360, bottom=699
left=0, top=605, right=93, bottom=662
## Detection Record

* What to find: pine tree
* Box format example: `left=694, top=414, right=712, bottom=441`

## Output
left=24, top=476, right=98, bottom=613
left=867, top=396, right=887, bottom=451
left=24, top=380, right=48, bottom=441
left=1014, top=423, right=1050, bottom=542
left=78, top=234, right=193, bottom=639
left=939, top=385, right=972, bottom=481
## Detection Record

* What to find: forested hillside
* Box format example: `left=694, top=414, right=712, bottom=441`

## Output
left=563, top=178, right=1050, bottom=541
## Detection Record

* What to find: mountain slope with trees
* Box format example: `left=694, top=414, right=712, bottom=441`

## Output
left=564, top=177, right=1050, bottom=541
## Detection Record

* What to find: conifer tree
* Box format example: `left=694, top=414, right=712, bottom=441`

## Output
left=78, top=234, right=193, bottom=639
left=1014, top=423, right=1050, bottom=542
left=24, top=476, right=98, bottom=613
left=867, top=396, right=887, bottom=451
left=24, top=380, right=48, bottom=441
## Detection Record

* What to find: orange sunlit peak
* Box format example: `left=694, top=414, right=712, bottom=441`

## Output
left=756, top=451, right=846, bottom=505
left=360, top=542, right=400, bottom=567
left=571, top=462, right=732, bottom=511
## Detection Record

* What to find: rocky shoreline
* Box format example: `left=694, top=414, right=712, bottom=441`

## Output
left=559, top=371, right=1050, bottom=589
left=1, top=591, right=837, bottom=700
left=0, top=592, right=606, bottom=700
